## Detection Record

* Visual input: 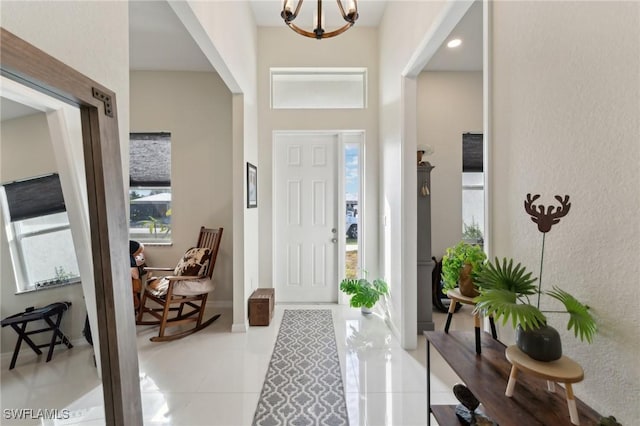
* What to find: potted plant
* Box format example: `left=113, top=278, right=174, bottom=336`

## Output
left=474, top=257, right=597, bottom=361
left=442, top=241, right=487, bottom=297
left=340, top=275, right=389, bottom=314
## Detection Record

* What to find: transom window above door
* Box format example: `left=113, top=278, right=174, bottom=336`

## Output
left=270, top=67, right=367, bottom=109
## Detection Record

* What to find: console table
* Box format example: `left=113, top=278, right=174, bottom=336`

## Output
left=425, top=330, right=602, bottom=425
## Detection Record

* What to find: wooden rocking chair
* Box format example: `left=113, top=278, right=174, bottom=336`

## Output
left=136, top=227, right=223, bottom=342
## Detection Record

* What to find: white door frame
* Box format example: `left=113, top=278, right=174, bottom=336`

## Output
left=272, top=130, right=365, bottom=304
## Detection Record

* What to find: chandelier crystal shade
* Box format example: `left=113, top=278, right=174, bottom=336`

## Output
left=281, top=0, right=359, bottom=40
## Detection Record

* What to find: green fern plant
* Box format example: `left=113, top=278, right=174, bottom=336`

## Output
left=340, top=276, right=389, bottom=309
left=474, top=257, right=597, bottom=343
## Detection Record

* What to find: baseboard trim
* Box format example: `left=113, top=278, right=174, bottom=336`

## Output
left=231, top=322, right=247, bottom=333
left=207, top=300, right=232, bottom=308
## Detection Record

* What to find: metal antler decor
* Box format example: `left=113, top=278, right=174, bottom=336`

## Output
left=524, top=193, right=572, bottom=307
left=524, top=194, right=571, bottom=233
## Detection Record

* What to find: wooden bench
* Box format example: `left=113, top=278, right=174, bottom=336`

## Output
left=249, top=288, right=274, bottom=326
left=425, top=330, right=603, bottom=425
left=506, top=345, right=585, bottom=425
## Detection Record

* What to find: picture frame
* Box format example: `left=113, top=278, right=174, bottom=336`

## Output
left=247, top=162, right=257, bottom=208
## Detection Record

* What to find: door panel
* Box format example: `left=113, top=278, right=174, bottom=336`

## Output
left=275, top=133, right=337, bottom=302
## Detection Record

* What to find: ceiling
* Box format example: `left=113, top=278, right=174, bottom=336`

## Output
left=424, top=1, right=482, bottom=71
left=1, top=97, right=41, bottom=122
left=127, top=0, right=482, bottom=72
left=129, top=1, right=212, bottom=71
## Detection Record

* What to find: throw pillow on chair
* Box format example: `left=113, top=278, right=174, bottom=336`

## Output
left=147, top=247, right=213, bottom=297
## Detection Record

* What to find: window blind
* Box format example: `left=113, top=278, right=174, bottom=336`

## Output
left=3, top=173, right=66, bottom=222
left=129, top=132, right=171, bottom=186
left=463, top=133, right=483, bottom=173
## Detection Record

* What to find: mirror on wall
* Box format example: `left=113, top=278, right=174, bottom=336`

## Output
left=1, top=26, right=141, bottom=424
left=0, top=90, right=105, bottom=420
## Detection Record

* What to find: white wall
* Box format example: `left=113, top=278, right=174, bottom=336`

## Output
left=130, top=71, right=233, bottom=303
left=417, top=71, right=483, bottom=257
left=378, top=1, right=448, bottom=348
left=257, top=27, right=379, bottom=294
left=1, top=1, right=130, bottom=190
left=0, top=113, right=87, bottom=351
left=170, top=0, right=258, bottom=331
left=491, top=2, right=640, bottom=423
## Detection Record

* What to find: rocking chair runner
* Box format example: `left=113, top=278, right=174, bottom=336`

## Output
left=136, top=227, right=223, bottom=342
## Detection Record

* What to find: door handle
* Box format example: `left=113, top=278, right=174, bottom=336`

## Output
left=331, top=238, right=338, bottom=243
left=331, top=228, right=337, bottom=233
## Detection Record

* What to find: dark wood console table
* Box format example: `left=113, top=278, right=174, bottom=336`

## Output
left=425, top=330, right=602, bottom=425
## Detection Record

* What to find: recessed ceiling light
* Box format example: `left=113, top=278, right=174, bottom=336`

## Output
left=447, top=38, right=462, bottom=48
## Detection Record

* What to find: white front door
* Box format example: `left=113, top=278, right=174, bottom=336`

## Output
left=274, top=133, right=338, bottom=303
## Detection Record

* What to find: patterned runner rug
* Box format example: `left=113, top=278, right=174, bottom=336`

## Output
left=253, top=309, right=349, bottom=426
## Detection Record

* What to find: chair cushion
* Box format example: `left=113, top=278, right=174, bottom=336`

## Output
left=145, top=247, right=213, bottom=297
left=174, top=247, right=212, bottom=277
left=173, top=278, right=215, bottom=296
left=146, top=277, right=215, bottom=298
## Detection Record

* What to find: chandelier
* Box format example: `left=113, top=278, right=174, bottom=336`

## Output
left=281, top=0, right=359, bottom=40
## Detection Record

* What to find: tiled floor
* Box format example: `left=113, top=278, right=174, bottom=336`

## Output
left=0, top=303, right=476, bottom=425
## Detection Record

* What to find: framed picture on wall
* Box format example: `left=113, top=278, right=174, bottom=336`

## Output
left=247, top=162, right=257, bottom=208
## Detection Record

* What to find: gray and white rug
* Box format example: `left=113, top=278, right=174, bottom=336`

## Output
left=253, top=309, right=349, bottom=426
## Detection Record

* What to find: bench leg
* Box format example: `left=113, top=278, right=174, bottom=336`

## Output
left=474, top=313, right=481, bottom=354
left=505, top=365, right=518, bottom=397
left=8, top=322, right=42, bottom=370
left=43, top=313, right=72, bottom=362
left=489, top=315, right=497, bottom=339
left=565, top=383, right=580, bottom=425
left=444, top=300, right=457, bottom=333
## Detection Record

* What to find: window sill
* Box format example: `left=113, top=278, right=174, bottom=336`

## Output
left=17, top=278, right=81, bottom=295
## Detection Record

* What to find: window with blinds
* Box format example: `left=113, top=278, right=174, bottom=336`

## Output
left=0, top=173, right=81, bottom=292
left=462, top=133, right=484, bottom=245
left=129, top=132, right=172, bottom=244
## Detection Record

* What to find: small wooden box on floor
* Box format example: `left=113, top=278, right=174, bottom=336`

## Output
left=249, top=288, right=274, bottom=326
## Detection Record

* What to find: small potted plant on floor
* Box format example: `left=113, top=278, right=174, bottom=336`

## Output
left=474, top=257, right=597, bottom=361
left=442, top=241, right=487, bottom=298
left=340, top=275, right=388, bottom=314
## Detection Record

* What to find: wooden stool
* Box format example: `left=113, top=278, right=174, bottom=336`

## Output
left=444, top=288, right=497, bottom=354
left=505, top=345, right=584, bottom=425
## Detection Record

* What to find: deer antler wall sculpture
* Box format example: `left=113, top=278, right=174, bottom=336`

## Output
left=524, top=194, right=571, bottom=233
